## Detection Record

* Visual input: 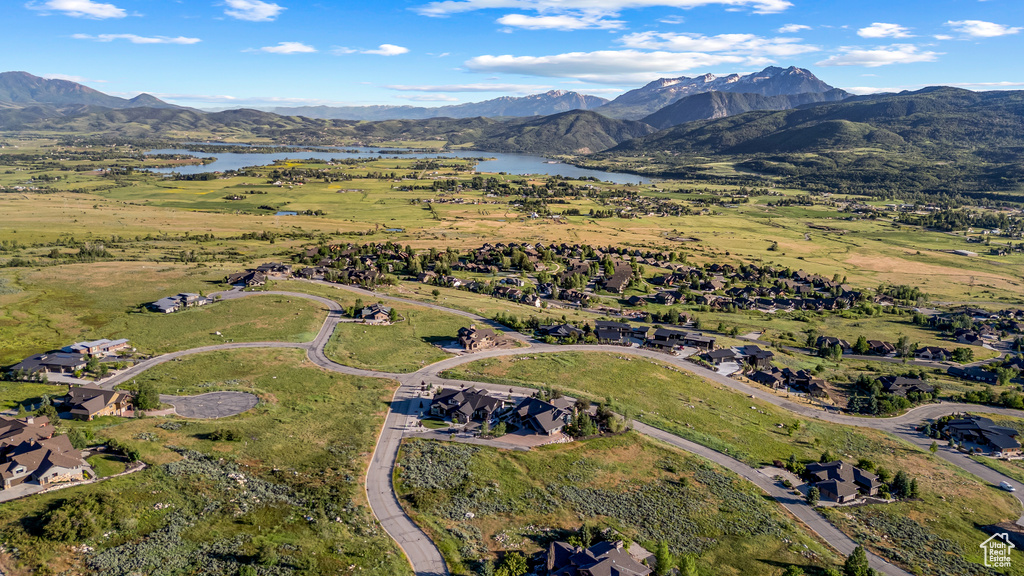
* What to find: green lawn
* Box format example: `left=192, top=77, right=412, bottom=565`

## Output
left=0, top=349, right=409, bottom=576
left=395, top=434, right=837, bottom=576
left=86, top=453, right=126, bottom=477
left=442, top=351, right=1022, bottom=576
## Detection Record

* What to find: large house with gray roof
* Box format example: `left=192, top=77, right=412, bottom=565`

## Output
left=547, top=540, right=652, bottom=576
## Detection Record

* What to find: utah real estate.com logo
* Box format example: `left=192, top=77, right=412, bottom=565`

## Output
left=981, top=533, right=1014, bottom=569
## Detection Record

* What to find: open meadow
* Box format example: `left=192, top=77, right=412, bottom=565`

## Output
left=442, top=351, right=1022, bottom=576
left=395, top=434, right=838, bottom=576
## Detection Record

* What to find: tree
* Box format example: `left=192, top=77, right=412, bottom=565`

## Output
left=806, top=486, right=820, bottom=506
left=952, top=347, right=974, bottom=364
left=254, top=537, right=278, bottom=566
left=819, top=450, right=836, bottom=463
left=929, top=441, right=938, bottom=454
left=492, top=422, right=507, bottom=437
left=134, top=382, right=160, bottom=411
left=783, top=566, right=806, bottom=576
left=679, top=554, right=699, bottom=576
left=495, top=552, right=528, bottom=576
left=36, top=403, right=59, bottom=424
left=853, top=336, right=870, bottom=355
left=431, top=288, right=441, bottom=299
left=654, top=541, right=673, bottom=576
left=890, top=470, right=911, bottom=498
left=843, top=546, right=874, bottom=576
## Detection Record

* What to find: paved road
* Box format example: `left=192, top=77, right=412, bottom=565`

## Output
left=89, top=285, right=1024, bottom=576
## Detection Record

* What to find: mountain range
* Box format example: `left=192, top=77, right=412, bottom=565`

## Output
left=0, top=71, right=178, bottom=110
left=596, top=66, right=848, bottom=120
left=270, top=90, right=608, bottom=120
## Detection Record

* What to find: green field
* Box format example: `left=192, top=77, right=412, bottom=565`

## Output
left=442, top=351, right=1022, bottom=576
left=396, top=434, right=837, bottom=576
left=0, top=348, right=408, bottom=576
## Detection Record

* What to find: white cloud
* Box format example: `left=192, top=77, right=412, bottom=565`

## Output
left=465, top=50, right=772, bottom=83
left=334, top=44, right=409, bottom=56
left=777, top=23, right=810, bottom=33
left=27, top=0, right=125, bottom=19
left=72, top=33, right=201, bottom=44
left=363, top=44, right=409, bottom=55
left=42, top=73, right=107, bottom=83
left=857, top=22, right=913, bottom=38
left=933, top=34, right=953, bottom=40
left=387, top=83, right=552, bottom=92
left=619, top=31, right=818, bottom=57
left=497, top=13, right=624, bottom=30
left=224, top=0, right=285, bottom=22
left=416, top=0, right=793, bottom=18
left=251, top=41, right=316, bottom=54
left=816, top=44, right=941, bottom=67
left=946, top=20, right=1022, bottom=37
left=659, top=15, right=685, bottom=24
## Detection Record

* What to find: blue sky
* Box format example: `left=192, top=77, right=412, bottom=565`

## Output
left=3, top=0, right=1023, bottom=108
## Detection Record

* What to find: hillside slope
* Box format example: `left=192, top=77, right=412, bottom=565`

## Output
left=0, top=71, right=177, bottom=109
left=641, top=90, right=850, bottom=130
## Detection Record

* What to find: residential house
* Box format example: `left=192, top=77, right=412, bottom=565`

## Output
left=506, top=397, right=572, bottom=436
left=458, top=326, right=497, bottom=351
left=704, top=348, right=740, bottom=365
left=255, top=262, right=292, bottom=279
left=942, top=416, right=1021, bottom=456
left=741, top=346, right=775, bottom=371
left=150, top=293, right=212, bottom=314
left=648, top=328, right=686, bottom=350
left=914, top=346, right=951, bottom=361
left=595, top=321, right=632, bottom=339
left=539, top=325, right=584, bottom=340
left=877, top=376, right=935, bottom=397
left=9, top=352, right=87, bottom=375
left=547, top=540, right=652, bottom=576
left=430, top=388, right=507, bottom=424
left=682, top=333, right=716, bottom=351
left=226, top=270, right=266, bottom=287
left=0, top=434, right=86, bottom=490
left=66, top=339, right=131, bottom=357
left=360, top=303, right=392, bottom=324
left=602, top=264, right=633, bottom=294
left=816, top=336, right=852, bottom=354
left=867, top=340, right=896, bottom=356
left=805, top=461, right=881, bottom=503
left=64, top=386, right=133, bottom=421
left=947, top=366, right=999, bottom=384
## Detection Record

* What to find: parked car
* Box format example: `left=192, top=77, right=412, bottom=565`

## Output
left=1000, top=481, right=1016, bottom=492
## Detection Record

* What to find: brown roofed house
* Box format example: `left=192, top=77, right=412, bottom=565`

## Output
left=65, top=386, right=133, bottom=421
left=458, top=326, right=497, bottom=351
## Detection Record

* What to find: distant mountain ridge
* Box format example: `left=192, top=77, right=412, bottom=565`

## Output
left=641, top=89, right=851, bottom=130
left=0, top=71, right=178, bottom=110
left=613, top=86, right=1024, bottom=156
left=598, top=66, right=848, bottom=120
left=270, top=90, right=609, bottom=120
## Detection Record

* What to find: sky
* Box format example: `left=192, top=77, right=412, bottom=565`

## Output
left=2, top=0, right=1023, bottom=109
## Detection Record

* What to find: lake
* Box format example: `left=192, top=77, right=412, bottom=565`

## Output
left=144, top=145, right=651, bottom=185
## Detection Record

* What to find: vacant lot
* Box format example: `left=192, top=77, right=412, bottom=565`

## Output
left=443, top=351, right=1021, bottom=576
left=396, top=434, right=837, bottom=576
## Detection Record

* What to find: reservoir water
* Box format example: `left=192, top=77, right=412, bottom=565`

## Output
left=145, top=145, right=651, bottom=185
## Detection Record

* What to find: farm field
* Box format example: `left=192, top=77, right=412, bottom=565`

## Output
left=441, top=351, right=1022, bottom=576
left=0, top=348, right=409, bottom=576
left=395, top=434, right=838, bottom=576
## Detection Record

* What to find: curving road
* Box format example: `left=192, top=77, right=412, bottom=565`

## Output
left=98, top=284, right=1024, bottom=576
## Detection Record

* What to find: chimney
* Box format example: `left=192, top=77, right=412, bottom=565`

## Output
left=25, top=417, right=33, bottom=425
